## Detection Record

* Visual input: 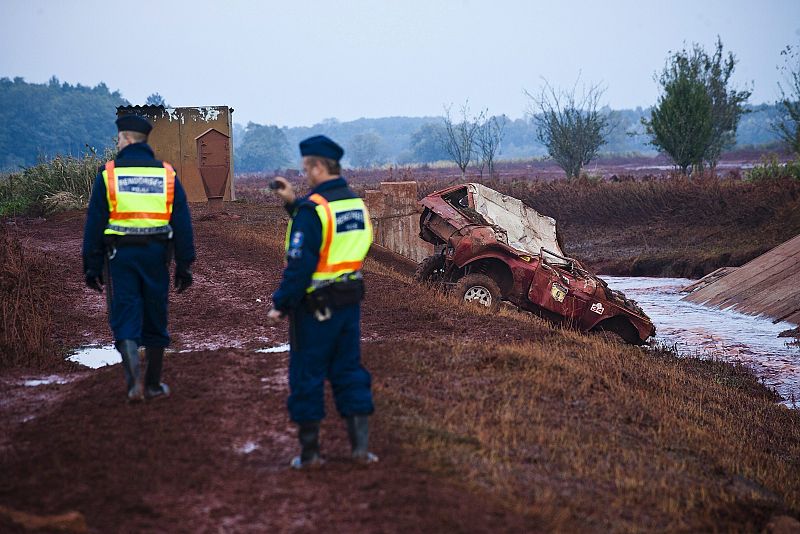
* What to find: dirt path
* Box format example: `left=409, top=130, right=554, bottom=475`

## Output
left=0, top=206, right=534, bottom=533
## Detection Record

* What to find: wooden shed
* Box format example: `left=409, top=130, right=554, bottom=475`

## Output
left=116, top=105, right=235, bottom=202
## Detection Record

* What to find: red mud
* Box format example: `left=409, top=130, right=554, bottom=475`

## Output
left=0, top=205, right=536, bottom=533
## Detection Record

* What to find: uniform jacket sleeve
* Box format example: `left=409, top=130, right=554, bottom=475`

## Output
left=81, top=171, right=109, bottom=274
left=271, top=203, right=322, bottom=312
left=170, top=176, right=196, bottom=266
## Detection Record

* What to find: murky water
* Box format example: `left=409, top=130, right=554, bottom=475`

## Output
left=67, top=345, right=120, bottom=368
left=22, top=375, right=71, bottom=387
left=67, top=343, right=290, bottom=368
left=255, top=344, right=290, bottom=354
left=604, top=276, right=800, bottom=408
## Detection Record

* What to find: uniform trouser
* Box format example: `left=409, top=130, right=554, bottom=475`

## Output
left=287, top=302, right=374, bottom=423
left=107, top=241, right=170, bottom=347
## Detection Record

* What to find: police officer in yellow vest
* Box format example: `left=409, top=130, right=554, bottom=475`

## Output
left=82, top=115, right=195, bottom=401
left=267, top=135, right=376, bottom=468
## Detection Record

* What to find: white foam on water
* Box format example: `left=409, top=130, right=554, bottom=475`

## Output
left=66, top=345, right=120, bottom=369
left=603, top=276, right=800, bottom=408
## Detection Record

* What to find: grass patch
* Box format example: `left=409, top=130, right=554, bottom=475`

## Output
left=745, top=155, right=800, bottom=182
left=0, top=148, right=113, bottom=217
left=370, top=334, right=800, bottom=531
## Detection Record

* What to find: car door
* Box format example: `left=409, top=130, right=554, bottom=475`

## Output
left=528, top=262, right=594, bottom=324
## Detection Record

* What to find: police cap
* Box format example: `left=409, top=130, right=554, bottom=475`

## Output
left=299, top=135, right=344, bottom=161
left=116, top=115, right=153, bottom=135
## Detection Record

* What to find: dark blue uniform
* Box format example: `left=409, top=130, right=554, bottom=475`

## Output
left=82, top=142, right=195, bottom=346
left=272, top=177, right=374, bottom=423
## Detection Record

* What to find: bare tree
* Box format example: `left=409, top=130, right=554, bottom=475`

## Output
left=441, top=102, right=485, bottom=179
left=526, top=79, right=609, bottom=179
left=475, top=114, right=507, bottom=178
left=775, top=44, right=800, bottom=155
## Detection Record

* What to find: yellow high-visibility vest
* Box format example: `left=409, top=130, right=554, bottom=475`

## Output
left=285, top=193, right=373, bottom=292
left=102, top=161, right=175, bottom=235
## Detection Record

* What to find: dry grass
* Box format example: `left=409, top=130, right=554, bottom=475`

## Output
left=358, top=258, right=800, bottom=532
left=0, top=149, right=112, bottom=216
left=0, top=225, right=56, bottom=368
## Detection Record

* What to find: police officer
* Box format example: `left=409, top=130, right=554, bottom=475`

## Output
left=82, top=115, right=195, bottom=401
left=267, top=135, right=376, bottom=469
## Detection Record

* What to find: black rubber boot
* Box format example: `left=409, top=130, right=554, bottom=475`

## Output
left=290, top=421, right=324, bottom=469
left=116, top=339, right=144, bottom=402
left=346, top=415, right=379, bottom=464
left=144, top=346, right=170, bottom=399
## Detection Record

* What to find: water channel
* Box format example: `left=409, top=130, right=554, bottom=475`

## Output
left=605, top=276, right=800, bottom=408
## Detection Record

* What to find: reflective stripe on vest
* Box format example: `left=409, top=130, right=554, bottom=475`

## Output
left=103, top=161, right=175, bottom=235
left=285, top=193, right=373, bottom=292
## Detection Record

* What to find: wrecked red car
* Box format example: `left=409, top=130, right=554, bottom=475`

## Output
left=416, top=183, right=655, bottom=344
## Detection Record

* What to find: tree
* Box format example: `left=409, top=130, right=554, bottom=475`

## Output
left=645, top=72, right=713, bottom=174
left=235, top=122, right=290, bottom=172
left=145, top=92, right=167, bottom=106
left=475, top=114, right=507, bottom=177
left=407, top=123, right=449, bottom=163
left=702, top=39, right=752, bottom=167
left=644, top=38, right=751, bottom=173
left=348, top=131, right=388, bottom=168
left=775, top=44, right=800, bottom=155
left=526, top=79, right=609, bottom=179
left=441, top=102, right=485, bottom=179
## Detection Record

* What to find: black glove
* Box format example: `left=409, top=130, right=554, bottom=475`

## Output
left=85, top=269, right=104, bottom=293
left=174, top=263, right=193, bottom=294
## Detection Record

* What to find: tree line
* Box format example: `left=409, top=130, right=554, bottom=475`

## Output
left=0, top=76, right=127, bottom=169
left=1, top=37, right=798, bottom=176
left=235, top=38, right=798, bottom=177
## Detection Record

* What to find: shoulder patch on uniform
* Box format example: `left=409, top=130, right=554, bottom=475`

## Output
left=290, top=231, right=304, bottom=248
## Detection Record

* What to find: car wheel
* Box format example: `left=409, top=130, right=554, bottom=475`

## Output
left=414, top=254, right=446, bottom=284
left=454, top=274, right=502, bottom=313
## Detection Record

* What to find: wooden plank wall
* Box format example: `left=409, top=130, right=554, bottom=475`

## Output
left=683, top=234, right=800, bottom=325
left=365, top=182, right=434, bottom=263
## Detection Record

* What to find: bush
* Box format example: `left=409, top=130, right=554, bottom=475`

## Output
left=0, top=225, right=55, bottom=368
left=745, top=154, right=800, bottom=181
left=0, top=147, right=113, bottom=216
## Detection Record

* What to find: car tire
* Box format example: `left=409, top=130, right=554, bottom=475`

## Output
left=414, top=254, right=446, bottom=284
left=454, top=274, right=502, bottom=313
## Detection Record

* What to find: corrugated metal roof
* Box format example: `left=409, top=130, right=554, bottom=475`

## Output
left=683, top=234, right=800, bottom=325
left=117, top=105, right=166, bottom=111
left=116, top=105, right=234, bottom=113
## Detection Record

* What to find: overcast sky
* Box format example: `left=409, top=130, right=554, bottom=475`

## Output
left=1, top=0, right=799, bottom=127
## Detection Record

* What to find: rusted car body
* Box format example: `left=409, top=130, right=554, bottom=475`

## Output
left=416, top=183, right=655, bottom=344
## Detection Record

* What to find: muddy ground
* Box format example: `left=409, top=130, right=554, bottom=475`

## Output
left=2, top=201, right=800, bottom=532
left=0, top=205, right=534, bottom=532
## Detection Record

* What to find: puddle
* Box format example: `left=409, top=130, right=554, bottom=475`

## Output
left=255, top=344, right=290, bottom=354
left=237, top=441, right=259, bottom=454
left=66, top=345, right=119, bottom=368
left=604, top=276, right=800, bottom=408
left=68, top=343, right=290, bottom=367
left=22, top=375, right=71, bottom=387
